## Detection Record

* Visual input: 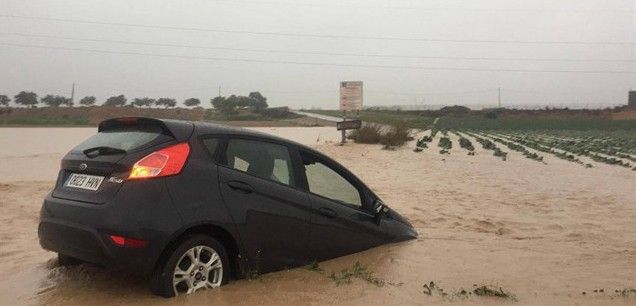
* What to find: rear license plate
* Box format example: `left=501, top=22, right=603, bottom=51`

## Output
left=65, top=173, right=104, bottom=191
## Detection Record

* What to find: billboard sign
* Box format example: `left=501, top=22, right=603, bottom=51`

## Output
left=339, top=81, right=363, bottom=111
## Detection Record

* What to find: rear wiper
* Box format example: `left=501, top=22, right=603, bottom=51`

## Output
left=83, top=146, right=127, bottom=157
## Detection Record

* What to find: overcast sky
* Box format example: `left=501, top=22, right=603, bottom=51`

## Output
left=0, top=0, right=634, bottom=109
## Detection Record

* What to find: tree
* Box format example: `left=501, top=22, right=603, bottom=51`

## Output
left=156, top=98, right=177, bottom=108
left=41, top=95, right=69, bottom=107
left=0, top=95, right=9, bottom=107
left=14, top=91, right=38, bottom=108
left=249, top=91, right=268, bottom=110
left=184, top=98, right=200, bottom=107
left=132, top=97, right=155, bottom=107
left=104, top=95, right=127, bottom=107
left=222, top=95, right=240, bottom=113
left=211, top=96, right=226, bottom=109
left=211, top=92, right=267, bottom=113
left=79, top=96, right=96, bottom=106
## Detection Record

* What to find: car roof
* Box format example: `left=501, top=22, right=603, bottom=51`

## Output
left=159, top=118, right=319, bottom=152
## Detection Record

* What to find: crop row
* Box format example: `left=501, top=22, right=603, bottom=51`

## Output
left=475, top=133, right=545, bottom=163
left=501, top=132, right=633, bottom=169
left=464, top=132, right=507, bottom=161
left=451, top=131, right=475, bottom=155
left=530, top=133, right=636, bottom=163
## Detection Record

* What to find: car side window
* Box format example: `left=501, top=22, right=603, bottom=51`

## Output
left=223, top=139, right=295, bottom=187
left=301, top=153, right=362, bottom=207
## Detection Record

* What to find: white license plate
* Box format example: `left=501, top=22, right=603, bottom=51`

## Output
left=65, top=173, right=104, bottom=191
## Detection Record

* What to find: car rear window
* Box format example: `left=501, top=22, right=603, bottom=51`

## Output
left=73, top=125, right=172, bottom=152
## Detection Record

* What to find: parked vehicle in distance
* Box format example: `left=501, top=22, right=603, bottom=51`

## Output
left=38, top=117, right=417, bottom=297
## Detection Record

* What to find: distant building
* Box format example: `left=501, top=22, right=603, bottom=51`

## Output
left=630, top=91, right=636, bottom=109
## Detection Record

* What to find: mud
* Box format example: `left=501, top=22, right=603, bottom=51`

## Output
left=0, top=127, right=635, bottom=305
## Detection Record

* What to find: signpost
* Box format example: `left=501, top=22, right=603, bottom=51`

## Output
left=337, top=119, right=362, bottom=131
left=339, top=81, right=363, bottom=143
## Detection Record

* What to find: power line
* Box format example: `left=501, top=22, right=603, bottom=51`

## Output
left=1, top=42, right=634, bottom=74
left=1, top=14, right=634, bottom=46
left=2, top=32, right=633, bottom=63
left=368, top=89, right=499, bottom=96
left=208, top=0, right=635, bottom=13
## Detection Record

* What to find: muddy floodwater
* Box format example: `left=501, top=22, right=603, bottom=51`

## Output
left=1, top=127, right=635, bottom=305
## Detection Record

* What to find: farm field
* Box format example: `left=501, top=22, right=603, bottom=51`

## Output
left=0, top=126, right=635, bottom=305
left=413, top=117, right=636, bottom=171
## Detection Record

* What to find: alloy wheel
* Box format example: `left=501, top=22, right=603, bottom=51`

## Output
left=172, top=245, right=223, bottom=295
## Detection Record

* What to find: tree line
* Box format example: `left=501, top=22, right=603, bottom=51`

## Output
left=0, top=91, right=268, bottom=111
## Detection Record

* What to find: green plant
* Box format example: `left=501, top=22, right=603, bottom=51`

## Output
left=472, top=285, right=515, bottom=299
left=245, top=269, right=262, bottom=280
left=305, top=260, right=323, bottom=272
left=422, top=281, right=516, bottom=301
left=348, top=124, right=383, bottom=144
left=422, top=281, right=446, bottom=296
left=379, top=122, right=412, bottom=149
left=328, top=261, right=385, bottom=287
left=438, top=137, right=452, bottom=155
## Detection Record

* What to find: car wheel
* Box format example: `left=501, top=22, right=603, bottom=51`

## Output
left=151, top=234, right=229, bottom=297
left=57, top=253, right=83, bottom=266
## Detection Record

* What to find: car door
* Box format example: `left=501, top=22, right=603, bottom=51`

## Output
left=299, top=150, right=388, bottom=261
left=216, top=137, right=311, bottom=273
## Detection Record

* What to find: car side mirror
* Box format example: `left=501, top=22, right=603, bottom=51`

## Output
left=373, top=200, right=388, bottom=225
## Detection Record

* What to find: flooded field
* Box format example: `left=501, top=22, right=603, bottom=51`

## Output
left=0, top=127, right=635, bottom=305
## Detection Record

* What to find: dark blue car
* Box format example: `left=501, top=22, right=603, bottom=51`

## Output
left=38, top=117, right=416, bottom=297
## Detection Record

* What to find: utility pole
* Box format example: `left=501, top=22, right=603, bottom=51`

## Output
left=71, top=83, right=76, bottom=106
left=218, top=85, right=221, bottom=97
left=498, top=87, right=501, bottom=108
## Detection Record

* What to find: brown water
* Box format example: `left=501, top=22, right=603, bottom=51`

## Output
left=0, top=128, right=635, bottom=305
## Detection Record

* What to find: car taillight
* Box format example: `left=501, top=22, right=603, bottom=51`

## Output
left=109, top=234, right=148, bottom=248
left=129, top=142, right=190, bottom=179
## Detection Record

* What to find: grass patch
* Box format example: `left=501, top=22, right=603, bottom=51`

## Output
left=347, top=122, right=413, bottom=149
left=347, top=124, right=383, bottom=144
left=0, top=116, right=90, bottom=126
left=328, top=261, right=385, bottom=287
left=379, top=122, right=413, bottom=149
left=422, top=281, right=517, bottom=301
left=204, top=107, right=301, bottom=121
left=616, top=288, right=636, bottom=298
left=304, top=260, right=323, bottom=272
left=302, top=109, right=434, bottom=129
left=245, top=269, right=262, bottom=281
left=471, top=285, right=515, bottom=299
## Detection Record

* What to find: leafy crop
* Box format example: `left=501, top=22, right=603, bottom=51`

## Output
left=452, top=131, right=475, bottom=155
left=478, top=133, right=545, bottom=163
left=438, top=136, right=452, bottom=154
left=465, top=132, right=507, bottom=161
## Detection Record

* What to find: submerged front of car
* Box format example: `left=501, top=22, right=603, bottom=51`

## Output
left=38, top=117, right=196, bottom=274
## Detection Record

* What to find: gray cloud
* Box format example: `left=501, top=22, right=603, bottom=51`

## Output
left=0, top=0, right=634, bottom=109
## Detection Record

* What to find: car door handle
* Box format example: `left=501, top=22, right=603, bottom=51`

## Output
left=318, top=207, right=337, bottom=218
left=226, top=181, right=254, bottom=193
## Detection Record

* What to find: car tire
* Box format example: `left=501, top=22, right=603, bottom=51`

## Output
left=57, top=253, right=83, bottom=266
left=150, top=234, right=229, bottom=298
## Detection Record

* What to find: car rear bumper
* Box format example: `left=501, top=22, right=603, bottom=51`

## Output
left=38, top=219, right=161, bottom=273
left=38, top=187, right=181, bottom=274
